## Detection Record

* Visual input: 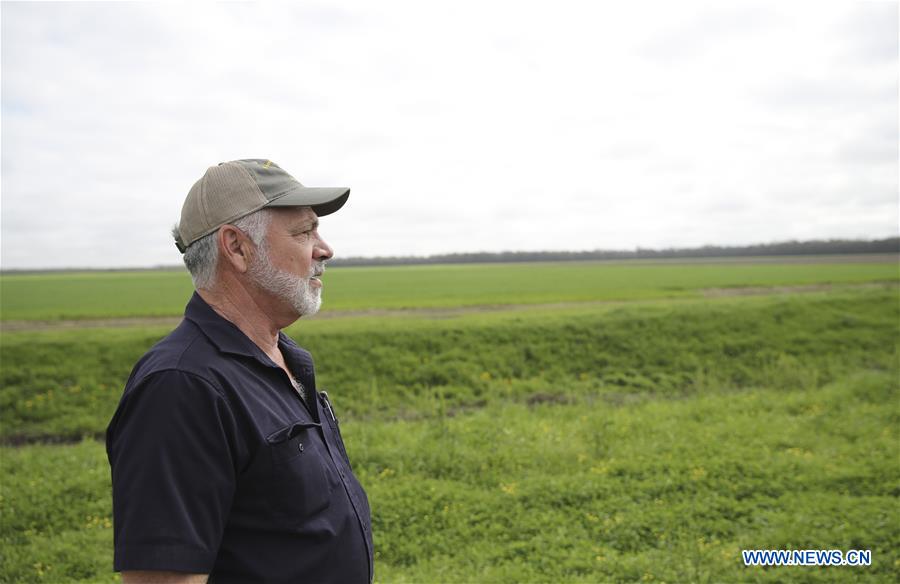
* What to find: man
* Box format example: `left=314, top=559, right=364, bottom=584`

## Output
left=106, top=159, right=373, bottom=584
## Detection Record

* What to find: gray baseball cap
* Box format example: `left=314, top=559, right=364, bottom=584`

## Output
left=174, top=159, right=350, bottom=253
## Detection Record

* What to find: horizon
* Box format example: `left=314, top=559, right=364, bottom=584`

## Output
left=2, top=236, right=896, bottom=274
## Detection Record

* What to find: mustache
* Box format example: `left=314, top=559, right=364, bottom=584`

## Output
left=310, top=262, right=326, bottom=278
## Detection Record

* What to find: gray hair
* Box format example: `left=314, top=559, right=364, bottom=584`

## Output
left=176, top=208, right=273, bottom=290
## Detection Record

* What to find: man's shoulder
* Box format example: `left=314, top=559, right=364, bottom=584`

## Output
left=129, top=318, right=223, bottom=386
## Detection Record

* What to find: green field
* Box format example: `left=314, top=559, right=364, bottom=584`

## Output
left=1, top=258, right=898, bottom=582
left=1, top=255, right=897, bottom=320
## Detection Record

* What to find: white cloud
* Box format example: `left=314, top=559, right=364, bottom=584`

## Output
left=1, top=0, right=897, bottom=268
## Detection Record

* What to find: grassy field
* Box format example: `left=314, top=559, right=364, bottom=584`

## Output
left=1, top=255, right=897, bottom=320
left=1, top=258, right=898, bottom=582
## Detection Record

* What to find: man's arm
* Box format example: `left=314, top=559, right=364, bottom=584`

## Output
left=107, top=370, right=241, bottom=576
left=121, top=571, right=208, bottom=584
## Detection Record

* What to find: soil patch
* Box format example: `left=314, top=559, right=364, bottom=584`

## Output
left=701, top=281, right=895, bottom=298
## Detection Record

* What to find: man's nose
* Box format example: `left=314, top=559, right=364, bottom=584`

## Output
left=315, top=235, right=334, bottom=261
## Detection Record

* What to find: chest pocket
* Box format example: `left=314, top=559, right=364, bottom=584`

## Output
left=266, top=420, right=338, bottom=525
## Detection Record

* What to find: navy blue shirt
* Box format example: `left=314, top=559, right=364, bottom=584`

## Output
left=106, top=293, right=373, bottom=583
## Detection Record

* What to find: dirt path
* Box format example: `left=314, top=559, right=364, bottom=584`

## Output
left=1, top=282, right=895, bottom=333
left=1, top=316, right=185, bottom=333
left=700, top=282, right=893, bottom=297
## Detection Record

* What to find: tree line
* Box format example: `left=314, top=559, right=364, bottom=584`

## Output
left=328, top=237, right=900, bottom=267
left=2, top=237, right=897, bottom=274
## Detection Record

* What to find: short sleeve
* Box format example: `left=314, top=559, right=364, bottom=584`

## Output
left=106, top=369, right=240, bottom=573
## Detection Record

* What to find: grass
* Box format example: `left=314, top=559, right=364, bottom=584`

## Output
left=1, top=289, right=896, bottom=442
left=358, top=373, right=898, bottom=583
left=2, top=371, right=897, bottom=582
left=1, top=256, right=897, bottom=320
left=0, top=260, right=898, bottom=582
left=1, top=441, right=116, bottom=582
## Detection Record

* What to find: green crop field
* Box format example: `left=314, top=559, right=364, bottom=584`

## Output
left=1, top=255, right=897, bottom=321
left=1, top=258, right=898, bottom=582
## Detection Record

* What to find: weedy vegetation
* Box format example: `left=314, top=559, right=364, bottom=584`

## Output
left=0, top=259, right=898, bottom=582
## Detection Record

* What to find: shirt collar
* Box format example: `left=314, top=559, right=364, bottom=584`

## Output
left=183, top=292, right=315, bottom=380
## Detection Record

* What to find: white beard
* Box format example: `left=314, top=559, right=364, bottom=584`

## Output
left=248, top=247, right=322, bottom=317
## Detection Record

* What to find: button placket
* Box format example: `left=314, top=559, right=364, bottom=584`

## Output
left=313, top=393, right=374, bottom=581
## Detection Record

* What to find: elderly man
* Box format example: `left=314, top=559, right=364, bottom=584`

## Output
left=106, top=160, right=372, bottom=583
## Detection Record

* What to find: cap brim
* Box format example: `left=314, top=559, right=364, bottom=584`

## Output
left=266, top=187, right=350, bottom=217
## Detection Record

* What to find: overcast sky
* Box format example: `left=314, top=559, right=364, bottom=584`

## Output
left=2, top=1, right=897, bottom=269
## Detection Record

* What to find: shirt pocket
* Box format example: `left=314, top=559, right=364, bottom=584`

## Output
left=265, top=420, right=338, bottom=524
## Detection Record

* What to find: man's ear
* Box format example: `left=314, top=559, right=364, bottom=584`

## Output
left=217, top=225, right=254, bottom=274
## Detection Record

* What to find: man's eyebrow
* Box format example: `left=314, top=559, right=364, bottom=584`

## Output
left=290, top=219, right=319, bottom=233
